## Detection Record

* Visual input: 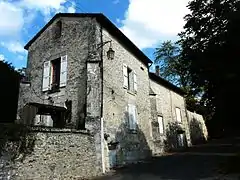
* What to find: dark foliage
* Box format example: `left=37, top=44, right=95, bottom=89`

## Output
left=0, top=60, right=21, bottom=123
left=0, top=124, right=35, bottom=160
left=154, top=41, right=207, bottom=118
left=178, top=0, right=239, bottom=138
left=190, top=118, right=206, bottom=145
left=164, top=122, right=187, bottom=152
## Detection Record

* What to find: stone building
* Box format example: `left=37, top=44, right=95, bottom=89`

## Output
left=14, top=13, right=208, bottom=178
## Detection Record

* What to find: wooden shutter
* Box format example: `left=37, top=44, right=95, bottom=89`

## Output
left=157, top=116, right=164, bottom=134
left=178, top=134, right=184, bottom=147
left=123, top=64, right=128, bottom=89
left=176, top=107, right=182, bottom=122
left=60, top=55, right=67, bottom=87
left=42, top=61, right=50, bottom=91
left=128, top=104, right=134, bottom=130
left=133, top=105, right=137, bottom=129
left=128, top=104, right=137, bottom=130
left=133, top=71, right=137, bottom=92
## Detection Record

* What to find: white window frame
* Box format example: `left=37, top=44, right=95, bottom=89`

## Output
left=42, top=61, right=51, bottom=92
left=133, top=71, right=137, bottom=93
left=59, top=55, right=67, bottom=87
left=123, top=64, right=137, bottom=93
left=157, top=116, right=164, bottom=134
left=42, top=55, right=67, bottom=92
left=175, top=107, right=182, bottom=123
left=128, top=104, right=137, bottom=130
left=123, top=64, right=128, bottom=89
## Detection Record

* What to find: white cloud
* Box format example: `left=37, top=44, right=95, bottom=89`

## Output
left=116, top=18, right=121, bottom=24
left=67, top=6, right=76, bottom=13
left=0, top=1, right=24, bottom=36
left=0, top=0, right=73, bottom=67
left=1, top=41, right=26, bottom=54
left=0, top=0, right=75, bottom=36
left=20, top=0, right=67, bottom=10
left=0, top=54, right=5, bottom=61
left=17, top=54, right=25, bottom=61
left=120, top=0, right=190, bottom=49
left=17, top=0, right=69, bottom=22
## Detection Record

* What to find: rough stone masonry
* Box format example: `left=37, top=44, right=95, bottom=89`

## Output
left=10, top=13, right=208, bottom=179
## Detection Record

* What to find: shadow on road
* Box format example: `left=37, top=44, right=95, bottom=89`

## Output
left=109, top=155, right=231, bottom=180
left=95, top=138, right=240, bottom=180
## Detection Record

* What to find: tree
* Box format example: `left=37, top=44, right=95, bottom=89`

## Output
left=179, top=0, right=240, bottom=137
left=154, top=41, right=204, bottom=114
left=154, top=41, right=182, bottom=86
left=0, top=60, right=20, bottom=123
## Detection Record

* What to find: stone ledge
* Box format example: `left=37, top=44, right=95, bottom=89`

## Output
left=30, top=126, right=91, bottom=135
left=0, top=123, right=93, bottom=136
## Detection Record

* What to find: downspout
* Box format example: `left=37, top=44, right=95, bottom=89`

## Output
left=100, top=23, right=105, bottom=173
left=169, top=90, right=173, bottom=122
left=183, top=96, right=191, bottom=147
left=101, top=117, right=105, bottom=173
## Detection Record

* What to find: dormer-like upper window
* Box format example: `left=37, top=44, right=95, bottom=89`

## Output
left=53, top=21, right=62, bottom=39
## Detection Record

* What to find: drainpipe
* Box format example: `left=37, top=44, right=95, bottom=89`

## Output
left=183, top=97, right=191, bottom=147
left=101, top=117, right=105, bottom=173
left=100, top=24, right=105, bottom=174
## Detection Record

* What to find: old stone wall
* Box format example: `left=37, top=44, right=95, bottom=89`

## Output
left=18, top=16, right=100, bottom=129
left=99, top=24, right=152, bottom=169
left=187, top=110, right=208, bottom=145
left=0, top=126, right=102, bottom=180
left=150, top=79, right=191, bottom=153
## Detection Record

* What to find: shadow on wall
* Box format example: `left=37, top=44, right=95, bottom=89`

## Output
left=106, top=111, right=151, bottom=168
left=190, top=118, right=206, bottom=145
left=164, top=121, right=187, bottom=152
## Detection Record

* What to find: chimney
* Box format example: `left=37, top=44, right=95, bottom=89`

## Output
left=155, top=65, right=160, bottom=76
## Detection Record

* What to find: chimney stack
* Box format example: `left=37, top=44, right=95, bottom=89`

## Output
left=155, top=65, right=160, bottom=76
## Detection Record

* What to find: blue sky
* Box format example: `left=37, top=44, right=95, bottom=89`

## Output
left=0, top=0, right=189, bottom=69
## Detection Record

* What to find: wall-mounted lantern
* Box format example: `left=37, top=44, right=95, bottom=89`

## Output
left=97, top=40, right=115, bottom=60
left=107, top=46, right=115, bottom=60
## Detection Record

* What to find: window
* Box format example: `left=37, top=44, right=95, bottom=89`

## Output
left=54, top=21, right=62, bottom=39
left=175, top=107, right=182, bottom=123
left=42, top=55, right=67, bottom=92
left=157, top=116, right=164, bottom=134
left=51, top=58, right=61, bottom=90
left=123, top=64, right=137, bottom=93
left=128, top=104, right=137, bottom=130
left=127, top=68, right=133, bottom=91
left=177, top=134, right=184, bottom=147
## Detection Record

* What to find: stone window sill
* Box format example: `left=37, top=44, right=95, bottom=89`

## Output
left=127, top=90, right=136, bottom=96
left=48, top=88, right=61, bottom=94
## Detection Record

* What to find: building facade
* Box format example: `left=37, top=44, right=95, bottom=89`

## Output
left=16, top=13, right=208, bottom=176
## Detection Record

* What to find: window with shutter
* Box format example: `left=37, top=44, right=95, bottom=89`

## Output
left=51, top=58, right=61, bottom=90
left=53, top=21, right=62, bottom=39
left=128, top=104, right=137, bottom=130
left=123, top=64, right=137, bottom=94
left=42, top=61, right=50, bottom=91
left=177, top=134, right=184, bottom=147
left=60, top=55, right=67, bottom=87
left=123, top=64, right=128, bottom=89
left=176, top=107, right=182, bottom=122
left=157, top=116, right=164, bottom=134
left=133, top=71, right=137, bottom=92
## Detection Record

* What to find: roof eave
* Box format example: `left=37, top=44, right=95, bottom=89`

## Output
left=24, top=13, right=152, bottom=66
left=149, top=73, right=186, bottom=96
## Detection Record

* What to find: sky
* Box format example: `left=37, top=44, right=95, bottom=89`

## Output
left=0, top=0, right=190, bottom=69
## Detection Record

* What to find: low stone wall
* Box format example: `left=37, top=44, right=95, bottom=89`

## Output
left=0, top=125, right=102, bottom=179
left=187, top=111, right=208, bottom=145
